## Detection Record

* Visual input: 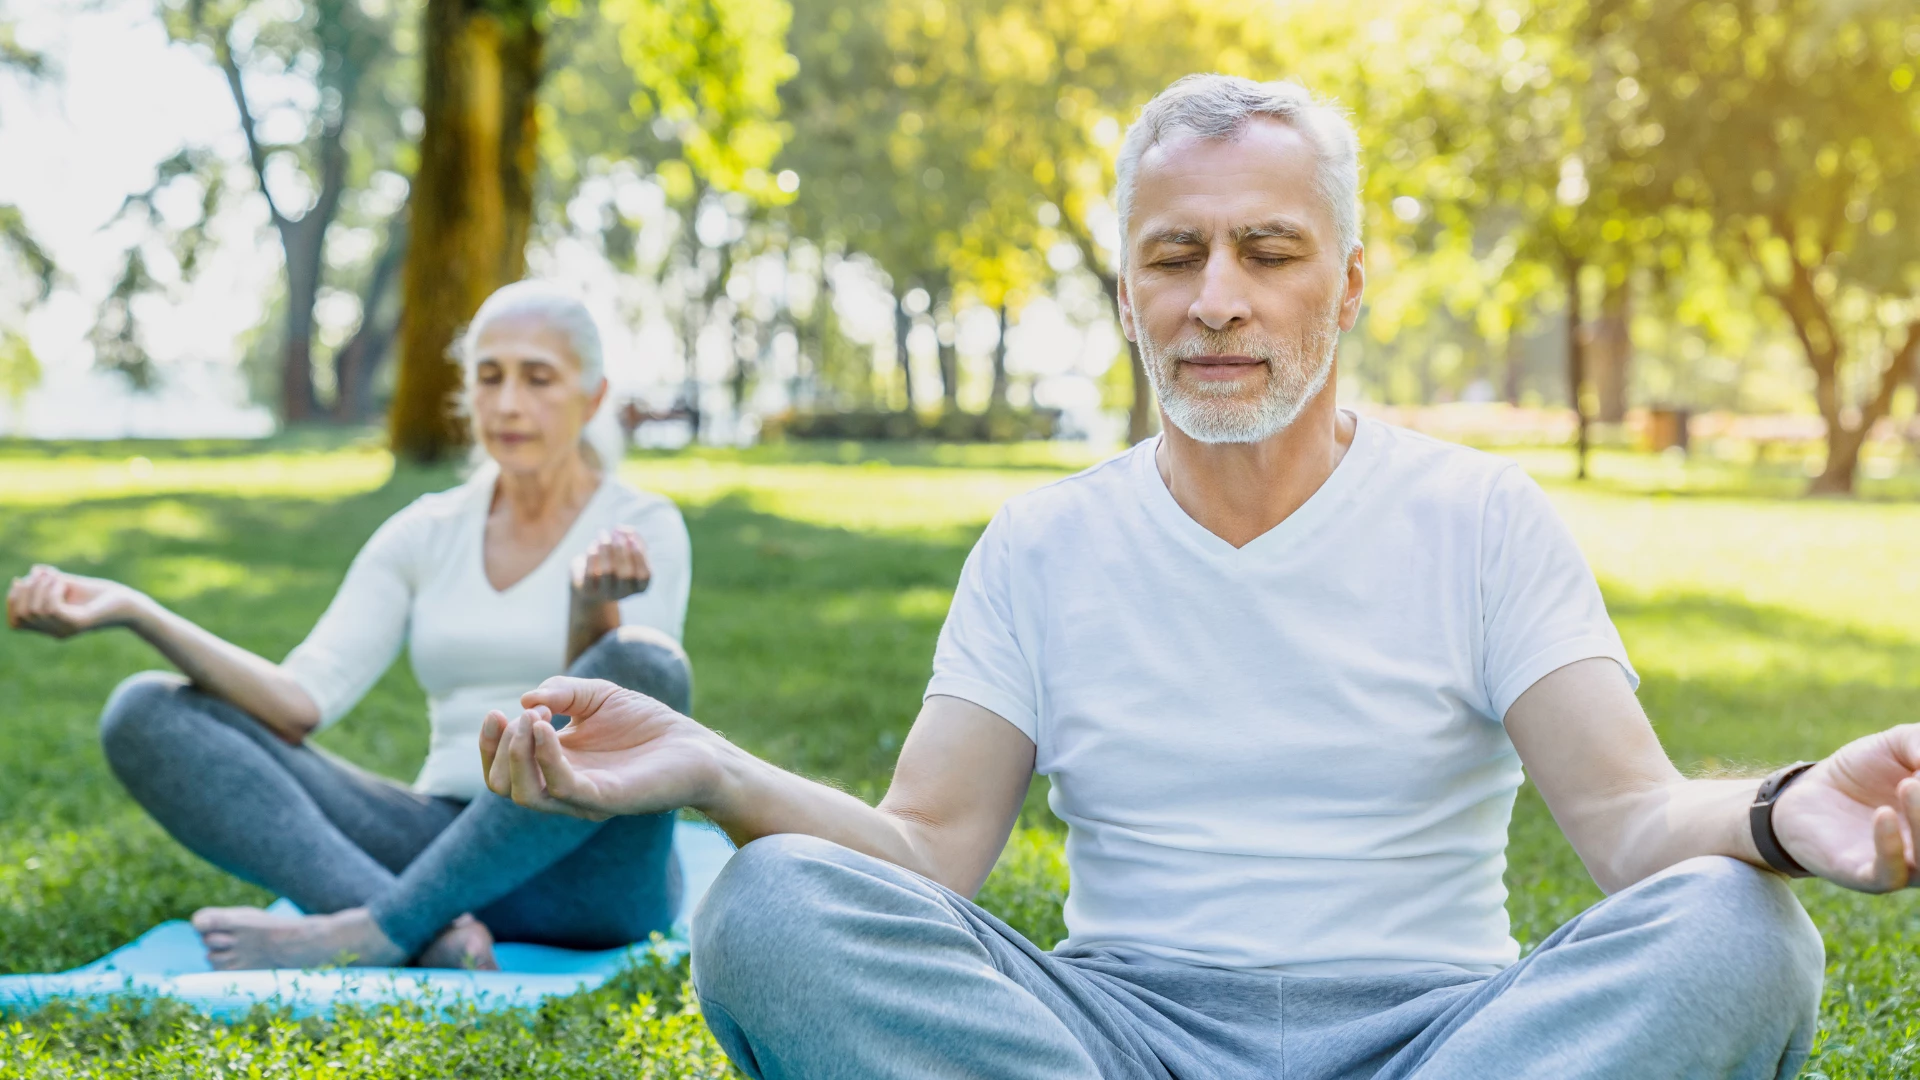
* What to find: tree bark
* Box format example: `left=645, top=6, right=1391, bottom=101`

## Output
left=989, top=302, right=1010, bottom=411
left=1125, top=338, right=1154, bottom=444
left=1564, top=253, right=1589, bottom=481
left=1063, top=219, right=1156, bottom=443
left=331, top=209, right=409, bottom=423
left=936, top=307, right=960, bottom=414
left=1592, top=277, right=1631, bottom=424
left=1085, top=264, right=1155, bottom=443
left=1501, top=333, right=1524, bottom=405
left=389, top=0, right=544, bottom=463
left=893, top=289, right=919, bottom=415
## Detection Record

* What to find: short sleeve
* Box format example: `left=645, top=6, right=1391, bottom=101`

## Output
left=280, top=508, right=419, bottom=728
left=1481, top=465, right=1638, bottom=720
left=615, top=497, right=692, bottom=643
left=925, top=508, right=1039, bottom=743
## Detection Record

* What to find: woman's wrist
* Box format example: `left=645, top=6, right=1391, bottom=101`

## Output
left=113, top=590, right=164, bottom=636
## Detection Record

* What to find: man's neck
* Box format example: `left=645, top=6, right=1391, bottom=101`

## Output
left=1153, top=391, right=1355, bottom=549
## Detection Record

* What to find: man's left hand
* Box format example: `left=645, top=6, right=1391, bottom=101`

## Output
left=1774, top=725, right=1920, bottom=892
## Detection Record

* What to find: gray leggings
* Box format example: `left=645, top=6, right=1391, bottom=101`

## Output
left=98, top=626, right=689, bottom=957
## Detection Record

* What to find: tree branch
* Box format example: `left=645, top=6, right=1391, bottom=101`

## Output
left=211, top=21, right=288, bottom=230
left=1858, top=319, right=1920, bottom=435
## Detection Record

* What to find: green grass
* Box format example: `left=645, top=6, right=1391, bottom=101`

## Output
left=1, top=435, right=1918, bottom=1076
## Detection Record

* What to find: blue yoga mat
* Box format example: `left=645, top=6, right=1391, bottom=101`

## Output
left=0, top=819, right=735, bottom=1017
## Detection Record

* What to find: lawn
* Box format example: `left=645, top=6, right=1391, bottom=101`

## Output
left=1, top=435, right=1918, bottom=1077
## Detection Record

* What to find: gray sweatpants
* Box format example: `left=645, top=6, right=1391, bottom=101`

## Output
left=99, top=626, right=690, bottom=957
left=692, top=834, right=1825, bottom=1080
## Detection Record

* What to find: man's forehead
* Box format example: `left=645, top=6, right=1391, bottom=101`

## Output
left=1129, top=120, right=1329, bottom=243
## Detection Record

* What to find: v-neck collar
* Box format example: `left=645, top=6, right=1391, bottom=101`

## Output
left=1133, top=410, right=1381, bottom=564
left=470, top=461, right=614, bottom=596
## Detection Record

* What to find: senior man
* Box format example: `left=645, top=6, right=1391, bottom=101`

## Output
left=481, top=75, right=1917, bottom=1079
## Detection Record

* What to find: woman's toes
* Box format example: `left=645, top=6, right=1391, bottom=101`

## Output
left=415, top=914, right=499, bottom=970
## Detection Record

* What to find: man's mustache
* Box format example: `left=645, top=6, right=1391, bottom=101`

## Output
left=1160, top=332, right=1283, bottom=363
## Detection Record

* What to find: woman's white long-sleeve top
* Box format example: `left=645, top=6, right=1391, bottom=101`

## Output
left=281, top=462, right=691, bottom=801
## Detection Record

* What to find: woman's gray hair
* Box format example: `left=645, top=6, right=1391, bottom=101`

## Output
left=459, top=279, right=626, bottom=471
left=1114, top=74, right=1361, bottom=265
left=459, top=279, right=606, bottom=390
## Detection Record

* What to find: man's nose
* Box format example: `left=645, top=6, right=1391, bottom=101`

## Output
left=1188, top=247, right=1253, bottom=332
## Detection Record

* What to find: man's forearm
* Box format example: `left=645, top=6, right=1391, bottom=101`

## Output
left=1600, top=776, right=1766, bottom=892
left=698, top=737, right=950, bottom=887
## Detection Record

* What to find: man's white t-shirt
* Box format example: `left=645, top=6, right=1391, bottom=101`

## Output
left=926, top=414, right=1636, bottom=976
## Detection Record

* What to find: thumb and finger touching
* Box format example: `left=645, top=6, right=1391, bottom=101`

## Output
left=523, top=676, right=613, bottom=720
left=531, top=719, right=596, bottom=813
left=1868, top=806, right=1909, bottom=892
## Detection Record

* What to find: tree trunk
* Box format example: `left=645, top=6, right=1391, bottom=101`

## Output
left=1807, top=423, right=1866, bottom=496
left=1501, top=333, right=1523, bottom=405
left=1564, top=255, right=1589, bottom=481
left=277, top=221, right=324, bottom=422
left=1064, top=220, right=1156, bottom=444
left=1126, top=338, right=1155, bottom=444
left=1592, top=278, right=1631, bottom=424
left=893, top=289, right=918, bottom=415
left=389, top=0, right=543, bottom=463
left=990, top=303, right=1010, bottom=411
left=331, top=212, right=408, bottom=423
left=937, top=333, right=959, bottom=413
left=1085, top=264, right=1156, bottom=444
left=1805, top=321, right=1920, bottom=496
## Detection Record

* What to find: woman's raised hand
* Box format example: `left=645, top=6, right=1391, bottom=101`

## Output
left=479, top=676, right=725, bottom=821
left=570, top=526, right=651, bottom=606
left=6, top=565, right=147, bottom=639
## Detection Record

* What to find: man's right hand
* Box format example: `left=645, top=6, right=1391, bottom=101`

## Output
left=480, top=676, right=728, bottom=821
left=7, top=565, right=148, bottom=638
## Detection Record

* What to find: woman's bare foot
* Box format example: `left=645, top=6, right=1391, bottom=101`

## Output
left=414, top=914, right=499, bottom=970
left=191, top=906, right=408, bottom=970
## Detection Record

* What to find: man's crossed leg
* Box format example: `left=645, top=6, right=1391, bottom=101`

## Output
left=692, top=835, right=1823, bottom=1080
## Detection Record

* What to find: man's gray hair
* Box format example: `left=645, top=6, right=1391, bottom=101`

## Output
left=1114, top=74, right=1361, bottom=265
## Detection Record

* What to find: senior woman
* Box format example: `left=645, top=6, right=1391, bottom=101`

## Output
left=5, top=281, right=691, bottom=970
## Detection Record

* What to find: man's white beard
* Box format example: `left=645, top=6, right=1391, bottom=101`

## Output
left=1138, top=305, right=1340, bottom=445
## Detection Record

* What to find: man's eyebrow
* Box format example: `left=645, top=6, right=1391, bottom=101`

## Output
left=1231, top=220, right=1310, bottom=244
left=1141, top=228, right=1208, bottom=247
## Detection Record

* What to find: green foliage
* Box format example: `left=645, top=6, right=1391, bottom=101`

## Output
left=0, top=981, right=735, bottom=1077
left=0, top=205, right=55, bottom=301
left=0, top=329, right=40, bottom=408
left=609, top=0, right=796, bottom=201
left=3, top=441, right=1920, bottom=1075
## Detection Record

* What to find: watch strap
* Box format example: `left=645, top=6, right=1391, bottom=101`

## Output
left=1750, top=761, right=1818, bottom=878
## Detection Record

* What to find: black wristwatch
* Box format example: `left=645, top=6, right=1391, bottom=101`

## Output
left=1750, top=761, right=1819, bottom=878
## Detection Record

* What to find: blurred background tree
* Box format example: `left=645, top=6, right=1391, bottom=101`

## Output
left=1596, top=0, right=1919, bottom=494
left=4, top=0, right=1916, bottom=489
left=153, top=0, right=412, bottom=423
left=1, top=13, right=53, bottom=412
left=389, top=0, right=794, bottom=462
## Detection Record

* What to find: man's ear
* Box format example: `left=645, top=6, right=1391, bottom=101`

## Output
left=1338, top=245, right=1366, bottom=333
left=1117, top=271, right=1139, bottom=343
